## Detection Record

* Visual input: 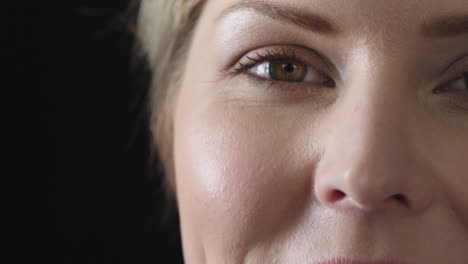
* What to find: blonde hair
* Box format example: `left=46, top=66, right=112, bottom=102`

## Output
left=137, top=0, right=206, bottom=194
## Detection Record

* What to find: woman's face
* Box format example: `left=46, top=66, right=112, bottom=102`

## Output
left=171, top=0, right=468, bottom=263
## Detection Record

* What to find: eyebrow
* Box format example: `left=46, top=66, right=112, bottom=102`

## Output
left=421, top=15, right=468, bottom=38
left=218, top=1, right=468, bottom=39
left=217, top=0, right=339, bottom=35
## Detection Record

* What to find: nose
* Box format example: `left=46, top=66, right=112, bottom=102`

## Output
left=313, top=83, right=435, bottom=213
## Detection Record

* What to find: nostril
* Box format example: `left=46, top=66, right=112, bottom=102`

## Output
left=392, top=194, right=409, bottom=207
left=328, top=189, right=346, bottom=203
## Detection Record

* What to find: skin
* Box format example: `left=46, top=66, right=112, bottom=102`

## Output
left=169, top=0, right=468, bottom=263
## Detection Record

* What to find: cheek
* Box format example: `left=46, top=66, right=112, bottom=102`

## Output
left=436, top=137, right=468, bottom=225
left=173, top=103, right=315, bottom=254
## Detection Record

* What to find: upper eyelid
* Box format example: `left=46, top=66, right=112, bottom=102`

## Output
left=441, top=53, right=468, bottom=74
left=439, top=56, right=468, bottom=85
left=242, top=48, right=299, bottom=67
left=237, top=52, right=300, bottom=71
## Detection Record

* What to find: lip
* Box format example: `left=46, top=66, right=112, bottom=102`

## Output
left=314, top=258, right=407, bottom=264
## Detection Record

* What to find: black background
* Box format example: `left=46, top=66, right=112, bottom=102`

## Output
left=29, top=1, right=183, bottom=263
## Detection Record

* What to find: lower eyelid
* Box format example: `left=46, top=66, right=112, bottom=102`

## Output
left=242, top=72, right=325, bottom=98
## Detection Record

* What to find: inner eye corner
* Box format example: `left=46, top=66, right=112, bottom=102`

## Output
left=322, top=77, right=336, bottom=88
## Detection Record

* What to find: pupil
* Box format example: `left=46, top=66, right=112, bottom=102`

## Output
left=282, top=63, right=295, bottom=73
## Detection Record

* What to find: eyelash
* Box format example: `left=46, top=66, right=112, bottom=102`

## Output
left=434, top=64, right=467, bottom=93
left=232, top=48, right=335, bottom=90
left=233, top=48, right=297, bottom=72
left=431, top=62, right=468, bottom=110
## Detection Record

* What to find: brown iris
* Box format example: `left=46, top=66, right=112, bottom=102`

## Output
left=269, top=60, right=307, bottom=82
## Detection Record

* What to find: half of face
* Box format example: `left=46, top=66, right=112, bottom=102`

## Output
left=170, top=0, right=468, bottom=263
